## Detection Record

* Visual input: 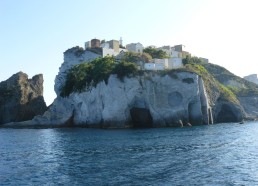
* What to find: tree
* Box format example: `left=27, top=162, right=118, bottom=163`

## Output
left=112, top=61, right=138, bottom=79
left=122, top=52, right=152, bottom=63
left=183, top=56, right=203, bottom=65
left=61, top=56, right=140, bottom=96
left=141, top=52, right=152, bottom=62
left=119, top=44, right=125, bottom=49
left=143, top=47, right=169, bottom=59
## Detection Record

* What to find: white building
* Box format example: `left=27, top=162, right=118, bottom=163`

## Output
left=152, top=58, right=168, bottom=70
left=85, top=41, right=91, bottom=49
left=100, top=42, right=110, bottom=49
left=126, top=43, right=144, bottom=53
left=159, top=46, right=181, bottom=58
left=144, top=63, right=156, bottom=70
left=144, top=59, right=169, bottom=70
left=168, top=57, right=183, bottom=69
left=171, top=50, right=180, bottom=58
left=199, top=57, right=209, bottom=63
left=102, top=48, right=127, bottom=57
left=102, top=48, right=119, bottom=57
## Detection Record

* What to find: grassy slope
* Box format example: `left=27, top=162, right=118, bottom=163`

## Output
left=201, top=62, right=258, bottom=96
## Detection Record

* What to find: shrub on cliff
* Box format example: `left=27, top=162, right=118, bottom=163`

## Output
left=123, top=52, right=152, bottom=63
left=143, top=47, right=169, bottom=59
left=61, top=57, right=139, bottom=97
left=112, top=61, right=138, bottom=79
left=184, top=62, right=239, bottom=104
left=182, top=56, right=203, bottom=65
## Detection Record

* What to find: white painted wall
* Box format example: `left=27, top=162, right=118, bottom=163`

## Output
left=126, top=43, right=143, bottom=53
left=168, top=57, right=183, bottom=69
left=144, top=63, right=155, bottom=70
left=153, top=58, right=168, bottom=69
left=100, top=42, right=110, bottom=49
left=155, top=63, right=165, bottom=70
left=102, top=48, right=119, bottom=57
left=171, top=50, right=180, bottom=58
left=85, top=41, right=91, bottom=49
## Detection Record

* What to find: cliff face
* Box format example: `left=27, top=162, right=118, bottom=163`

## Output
left=0, top=72, right=47, bottom=124
left=54, top=47, right=101, bottom=96
left=3, top=48, right=248, bottom=128
left=238, top=96, right=258, bottom=119
left=201, top=62, right=258, bottom=120
left=21, top=72, right=213, bottom=127
left=14, top=72, right=245, bottom=128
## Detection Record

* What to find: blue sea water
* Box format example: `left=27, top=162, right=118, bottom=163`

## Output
left=1, top=122, right=258, bottom=185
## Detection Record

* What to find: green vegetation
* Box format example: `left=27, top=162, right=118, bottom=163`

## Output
left=122, top=51, right=152, bottom=63
left=113, top=61, right=138, bottom=79
left=183, top=62, right=239, bottom=104
left=182, top=56, right=258, bottom=102
left=218, top=84, right=239, bottom=103
left=119, top=44, right=126, bottom=49
left=61, top=52, right=258, bottom=104
left=199, top=61, right=258, bottom=97
left=143, top=47, right=169, bottom=59
left=182, top=56, right=204, bottom=65
left=65, top=46, right=85, bottom=57
left=61, top=56, right=139, bottom=97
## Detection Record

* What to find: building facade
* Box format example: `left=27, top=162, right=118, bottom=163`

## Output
left=91, top=39, right=101, bottom=48
left=126, top=43, right=144, bottom=53
left=100, top=42, right=110, bottom=49
left=144, top=63, right=156, bottom=70
left=107, top=40, right=120, bottom=52
left=85, top=41, right=91, bottom=49
left=168, top=58, right=183, bottom=69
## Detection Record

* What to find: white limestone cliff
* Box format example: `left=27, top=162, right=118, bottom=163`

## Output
left=54, top=47, right=101, bottom=96
left=17, top=72, right=213, bottom=128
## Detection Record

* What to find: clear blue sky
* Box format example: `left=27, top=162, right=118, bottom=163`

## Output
left=1, top=0, right=258, bottom=105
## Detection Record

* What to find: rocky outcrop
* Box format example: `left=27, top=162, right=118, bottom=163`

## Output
left=0, top=72, right=47, bottom=124
left=238, top=96, right=258, bottom=119
left=212, top=101, right=245, bottom=123
left=54, top=47, right=100, bottom=96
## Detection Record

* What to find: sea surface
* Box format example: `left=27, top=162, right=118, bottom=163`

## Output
left=1, top=122, right=258, bottom=185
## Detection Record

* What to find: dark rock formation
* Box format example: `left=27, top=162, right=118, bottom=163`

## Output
left=130, top=107, right=153, bottom=128
left=213, top=102, right=245, bottom=123
left=238, top=96, right=258, bottom=120
left=0, top=72, right=47, bottom=124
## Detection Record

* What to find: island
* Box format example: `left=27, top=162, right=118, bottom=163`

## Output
left=2, top=38, right=258, bottom=128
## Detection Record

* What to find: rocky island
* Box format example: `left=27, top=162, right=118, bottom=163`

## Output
left=2, top=39, right=258, bottom=128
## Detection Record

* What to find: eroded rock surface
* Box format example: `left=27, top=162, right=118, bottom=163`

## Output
left=0, top=72, right=47, bottom=124
left=13, top=72, right=215, bottom=128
